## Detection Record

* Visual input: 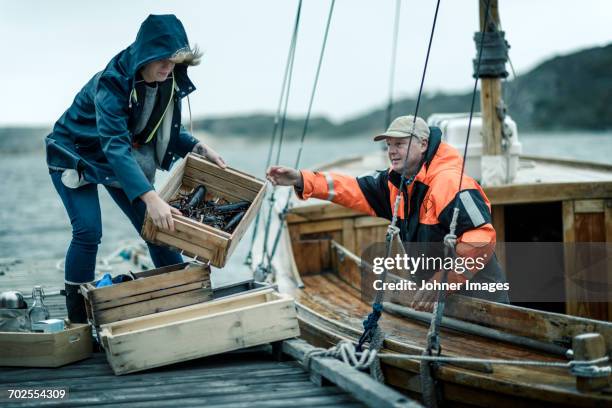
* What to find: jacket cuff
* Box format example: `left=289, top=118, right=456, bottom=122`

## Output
left=128, top=184, right=155, bottom=204
left=297, top=170, right=317, bottom=200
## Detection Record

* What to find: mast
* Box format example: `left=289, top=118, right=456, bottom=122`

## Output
left=477, top=0, right=510, bottom=186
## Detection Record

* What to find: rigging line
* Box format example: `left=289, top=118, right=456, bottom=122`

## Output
left=385, top=0, right=403, bottom=129
left=419, top=5, right=494, bottom=396
left=357, top=0, right=443, bottom=352
left=245, top=0, right=303, bottom=266
left=264, top=0, right=337, bottom=268
left=375, top=0, right=442, bottom=300
left=267, top=1, right=303, bottom=174
left=411, top=0, right=441, bottom=122
left=257, top=0, right=303, bottom=269
left=293, top=0, right=336, bottom=170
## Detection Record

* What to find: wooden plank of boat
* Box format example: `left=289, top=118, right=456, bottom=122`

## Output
left=283, top=272, right=612, bottom=407
left=100, top=289, right=300, bottom=375
left=282, top=338, right=422, bottom=408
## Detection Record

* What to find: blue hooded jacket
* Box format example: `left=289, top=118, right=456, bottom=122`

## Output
left=45, top=14, right=199, bottom=202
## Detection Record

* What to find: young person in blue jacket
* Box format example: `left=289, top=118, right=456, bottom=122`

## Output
left=45, top=15, right=225, bottom=322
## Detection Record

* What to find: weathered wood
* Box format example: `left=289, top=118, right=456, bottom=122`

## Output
left=298, top=219, right=344, bottom=236
left=605, top=200, right=612, bottom=320
left=0, top=324, right=92, bottom=367
left=563, top=197, right=610, bottom=321
left=157, top=157, right=186, bottom=201
left=563, top=200, right=578, bottom=318
left=286, top=202, right=361, bottom=224
left=383, top=302, right=567, bottom=356
left=101, top=290, right=300, bottom=375
left=572, top=333, right=611, bottom=392
left=442, top=295, right=612, bottom=355
left=354, top=216, right=389, bottom=229
left=83, top=263, right=209, bottom=304
left=93, top=288, right=213, bottom=326
left=287, top=273, right=612, bottom=407
left=81, top=262, right=211, bottom=327
left=226, top=184, right=267, bottom=261
left=491, top=205, right=506, bottom=270
left=485, top=182, right=612, bottom=205
left=142, top=153, right=265, bottom=267
left=282, top=339, right=421, bottom=408
left=574, top=199, right=605, bottom=214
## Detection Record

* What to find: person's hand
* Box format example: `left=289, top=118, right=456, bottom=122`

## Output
left=141, top=191, right=181, bottom=231
left=409, top=287, right=438, bottom=312
left=409, top=271, right=455, bottom=312
left=193, top=142, right=227, bottom=169
left=266, top=166, right=303, bottom=188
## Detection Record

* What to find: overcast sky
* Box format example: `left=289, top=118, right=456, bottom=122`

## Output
left=1, top=0, right=611, bottom=125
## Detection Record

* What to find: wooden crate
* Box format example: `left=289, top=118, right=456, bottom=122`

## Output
left=141, top=153, right=266, bottom=267
left=99, top=289, right=299, bottom=375
left=81, top=262, right=212, bottom=327
left=0, top=323, right=92, bottom=367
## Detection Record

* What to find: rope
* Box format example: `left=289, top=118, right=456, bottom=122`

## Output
left=244, top=0, right=303, bottom=267
left=303, top=340, right=384, bottom=382
left=259, top=0, right=336, bottom=277
left=245, top=0, right=302, bottom=269
left=302, top=341, right=611, bottom=379
left=419, top=3, right=491, bottom=406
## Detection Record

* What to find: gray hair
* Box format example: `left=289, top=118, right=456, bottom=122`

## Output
left=170, top=45, right=203, bottom=66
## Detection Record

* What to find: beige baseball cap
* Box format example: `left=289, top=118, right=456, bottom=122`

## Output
left=373, top=115, right=430, bottom=141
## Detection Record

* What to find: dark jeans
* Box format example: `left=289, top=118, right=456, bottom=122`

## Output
left=50, top=171, right=182, bottom=284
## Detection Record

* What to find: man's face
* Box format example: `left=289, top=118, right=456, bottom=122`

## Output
left=386, top=136, right=428, bottom=174
left=141, top=59, right=176, bottom=82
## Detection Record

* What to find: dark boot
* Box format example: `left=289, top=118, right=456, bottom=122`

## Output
left=64, top=283, right=88, bottom=324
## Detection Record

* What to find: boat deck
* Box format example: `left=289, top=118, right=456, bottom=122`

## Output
left=0, top=264, right=366, bottom=408
left=285, top=272, right=612, bottom=407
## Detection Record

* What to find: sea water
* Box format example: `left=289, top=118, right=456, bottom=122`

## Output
left=1, top=131, right=610, bottom=286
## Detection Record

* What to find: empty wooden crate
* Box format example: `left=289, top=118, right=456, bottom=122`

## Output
left=141, top=153, right=266, bottom=267
left=100, top=289, right=299, bottom=375
left=81, top=262, right=211, bottom=327
left=0, top=324, right=92, bottom=367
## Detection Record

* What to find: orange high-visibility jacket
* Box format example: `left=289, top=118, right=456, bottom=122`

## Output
left=297, top=129, right=499, bottom=282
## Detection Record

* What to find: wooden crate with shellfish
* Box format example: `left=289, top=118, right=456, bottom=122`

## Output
left=141, top=153, right=266, bottom=267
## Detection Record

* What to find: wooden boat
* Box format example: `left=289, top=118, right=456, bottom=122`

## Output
left=248, top=1, right=612, bottom=405
left=260, top=179, right=612, bottom=406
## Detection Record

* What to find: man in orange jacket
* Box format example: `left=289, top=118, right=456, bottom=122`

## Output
left=267, top=115, right=509, bottom=310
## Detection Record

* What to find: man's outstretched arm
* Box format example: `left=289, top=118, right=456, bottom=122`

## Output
left=267, top=166, right=376, bottom=216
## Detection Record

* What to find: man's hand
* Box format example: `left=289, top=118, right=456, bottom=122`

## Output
left=266, top=166, right=303, bottom=188
left=141, top=191, right=182, bottom=231
left=193, top=142, right=227, bottom=169
left=409, top=271, right=456, bottom=312
left=409, top=287, right=438, bottom=312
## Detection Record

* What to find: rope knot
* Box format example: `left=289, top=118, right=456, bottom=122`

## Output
left=443, top=233, right=457, bottom=250
left=362, top=302, right=383, bottom=330
left=386, top=225, right=400, bottom=240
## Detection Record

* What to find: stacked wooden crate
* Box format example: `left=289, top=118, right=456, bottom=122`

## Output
left=81, top=262, right=212, bottom=328
left=87, top=156, right=299, bottom=375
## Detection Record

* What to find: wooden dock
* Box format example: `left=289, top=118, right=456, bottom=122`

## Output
left=0, top=294, right=365, bottom=408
